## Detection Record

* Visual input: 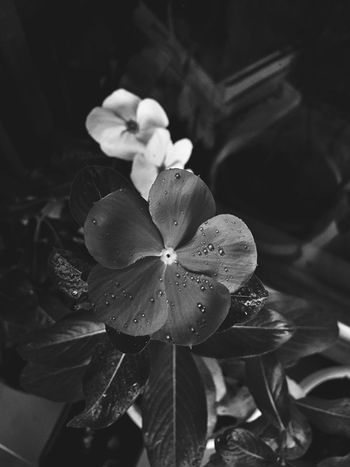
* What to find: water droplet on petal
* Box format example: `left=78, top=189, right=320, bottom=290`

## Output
left=200, top=285, right=206, bottom=291
left=133, top=318, right=138, bottom=323
left=189, top=326, right=196, bottom=333
left=165, top=334, right=172, bottom=341
left=208, top=243, right=214, bottom=251
left=105, top=300, right=110, bottom=306
left=175, top=173, right=181, bottom=179
left=150, top=297, right=155, bottom=303
left=176, top=273, right=181, bottom=278
left=92, top=218, right=97, bottom=225
left=218, top=247, right=225, bottom=256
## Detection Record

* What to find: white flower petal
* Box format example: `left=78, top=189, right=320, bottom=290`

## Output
left=165, top=138, right=193, bottom=168
left=102, top=89, right=140, bottom=121
left=100, top=128, right=145, bottom=161
left=137, top=98, right=169, bottom=133
left=86, top=107, right=124, bottom=142
left=144, top=128, right=171, bottom=167
left=131, top=154, right=159, bottom=200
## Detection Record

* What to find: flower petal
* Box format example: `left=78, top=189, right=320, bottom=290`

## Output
left=100, top=127, right=146, bottom=161
left=177, top=214, right=257, bottom=293
left=165, top=138, right=193, bottom=168
left=88, top=258, right=168, bottom=336
left=131, top=154, right=159, bottom=200
left=137, top=98, right=169, bottom=132
left=102, top=89, right=140, bottom=121
left=148, top=169, right=216, bottom=249
left=153, top=263, right=230, bottom=345
left=86, top=107, right=124, bottom=142
left=84, top=188, right=164, bottom=269
left=144, top=128, right=171, bottom=167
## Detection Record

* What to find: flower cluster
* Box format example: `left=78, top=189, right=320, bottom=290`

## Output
left=84, top=89, right=257, bottom=346
left=86, top=89, right=192, bottom=199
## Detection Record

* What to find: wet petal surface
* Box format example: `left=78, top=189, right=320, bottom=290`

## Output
left=153, top=263, right=231, bottom=345
left=88, top=258, right=168, bottom=335
left=84, top=188, right=164, bottom=269
left=149, top=169, right=216, bottom=249
left=177, top=214, right=257, bottom=293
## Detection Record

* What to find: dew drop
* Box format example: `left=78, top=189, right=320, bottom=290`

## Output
left=208, top=243, right=214, bottom=251
left=111, top=294, right=116, bottom=299
left=72, top=290, right=78, bottom=296
left=141, top=313, right=145, bottom=317
left=218, top=247, right=225, bottom=256
left=203, top=248, right=208, bottom=255
left=197, top=303, right=203, bottom=309
left=199, top=227, right=204, bottom=232
left=105, top=300, right=110, bottom=306
left=133, top=318, right=138, bottom=323
left=173, top=220, right=178, bottom=226
left=182, top=283, right=186, bottom=287
left=176, top=273, right=181, bottom=278
left=150, top=297, right=155, bottom=303
left=224, top=267, right=228, bottom=272
left=200, top=285, right=206, bottom=291
left=175, top=173, right=181, bottom=179
left=197, top=251, right=202, bottom=256
left=165, top=334, right=172, bottom=341
left=215, top=229, right=219, bottom=234
left=189, top=326, right=196, bottom=333
left=91, top=218, right=97, bottom=225
left=158, top=290, right=164, bottom=297
left=196, top=278, right=200, bottom=283
left=244, top=245, right=249, bottom=250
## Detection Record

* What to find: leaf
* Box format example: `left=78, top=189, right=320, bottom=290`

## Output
left=296, top=396, right=350, bottom=439
left=269, top=294, right=339, bottom=366
left=48, top=249, right=92, bottom=300
left=214, top=428, right=278, bottom=466
left=68, top=337, right=150, bottom=429
left=246, top=353, right=291, bottom=431
left=281, top=406, right=312, bottom=461
left=247, top=405, right=311, bottom=461
left=217, top=385, right=256, bottom=420
left=218, top=275, right=269, bottom=331
left=21, top=360, right=88, bottom=402
left=318, top=452, right=350, bottom=466
left=106, top=325, right=150, bottom=354
left=142, top=344, right=207, bottom=467
left=18, top=313, right=105, bottom=368
left=193, top=356, right=218, bottom=437
left=192, top=308, right=294, bottom=359
left=69, top=165, right=132, bottom=226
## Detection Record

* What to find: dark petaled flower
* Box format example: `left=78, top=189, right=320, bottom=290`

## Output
left=84, top=169, right=257, bottom=345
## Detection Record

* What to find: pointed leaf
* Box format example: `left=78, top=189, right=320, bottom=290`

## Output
left=214, top=428, right=278, bottom=466
left=246, top=353, right=291, bottom=431
left=269, top=295, right=338, bottom=366
left=142, top=344, right=207, bottom=467
left=192, top=308, right=294, bottom=358
left=68, top=337, right=150, bottom=429
left=106, top=325, right=150, bottom=354
left=297, top=397, right=350, bottom=439
left=69, top=165, right=132, bottom=226
left=18, top=313, right=105, bottom=367
left=218, top=275, right=269, bottom=331
left=318, top=453, right=350, bottom=466
left=21, top=360, right=88, bottom=402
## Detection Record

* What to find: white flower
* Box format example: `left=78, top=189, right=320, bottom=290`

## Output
left=131, top=128, right=193, bottom=199
left=86, top=89, right=169, bottom=160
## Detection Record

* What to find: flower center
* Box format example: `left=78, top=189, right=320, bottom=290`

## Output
left=160, top=247, right=177, bottom=265
left=126, top=119, right=139, bottom=133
